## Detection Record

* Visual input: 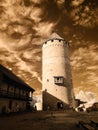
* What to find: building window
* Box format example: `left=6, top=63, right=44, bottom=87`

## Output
left=54, top=76, right=64, bottom=85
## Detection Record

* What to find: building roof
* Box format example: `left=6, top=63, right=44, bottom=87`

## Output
left=46, top=32, right=65, bottom=42
left=0, top=64, right=35, bottom=92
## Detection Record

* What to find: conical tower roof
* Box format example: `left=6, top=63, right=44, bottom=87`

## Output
left=49, top=32, right=64, bottom=40
left=46, top=32, right=64, bottom=42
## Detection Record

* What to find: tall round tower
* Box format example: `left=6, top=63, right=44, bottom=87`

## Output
left=42, top=33, right=74, bottom=110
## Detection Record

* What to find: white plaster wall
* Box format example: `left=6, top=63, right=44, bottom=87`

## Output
left=42, top=39, right=74, bottom=109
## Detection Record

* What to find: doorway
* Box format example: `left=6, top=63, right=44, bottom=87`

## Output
left=57, top=102, right=63, bottom=109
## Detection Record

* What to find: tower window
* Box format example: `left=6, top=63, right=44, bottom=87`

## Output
left=51, top=40, right=54, bottom=42
left=54, top=76, right=64, bottom=85
left=47, top=79, right=49, bottom=82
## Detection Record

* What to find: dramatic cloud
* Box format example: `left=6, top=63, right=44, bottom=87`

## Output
left=71, top=44, right=98, bottom=96
left=34, top=22, right=55, bottom=37
left=76, top=90, right=97, bottom=102
left=70, top=0, right=98, bottom=28
left=76, top=90, right=97, bottom=108
left=71, top=0, right=85, bottom=7
left=0, top=0, right=98, bottom=97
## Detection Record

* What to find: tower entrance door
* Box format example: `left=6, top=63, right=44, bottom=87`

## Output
left=57, top=102, right=63, bottom=109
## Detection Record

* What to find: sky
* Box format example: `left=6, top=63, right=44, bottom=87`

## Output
left=0, top=0, right=98, bottom=101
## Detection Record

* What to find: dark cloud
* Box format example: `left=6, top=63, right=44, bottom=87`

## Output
left=71, top=44, right=98, bottom=96
left=0, top=0, right=98, bottom=97
left=70, top=0, right=98, bottom=28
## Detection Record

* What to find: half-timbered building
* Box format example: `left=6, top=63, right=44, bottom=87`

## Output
left=0, top=64, right=35, bottom=113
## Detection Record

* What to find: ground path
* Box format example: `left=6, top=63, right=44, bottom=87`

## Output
left=0, top=111, right=98, bottom=130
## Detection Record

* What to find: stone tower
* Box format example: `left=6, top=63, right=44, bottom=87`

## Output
left=42, top=33, right=74, bottom=110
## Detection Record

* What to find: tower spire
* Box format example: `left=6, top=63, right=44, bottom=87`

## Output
left=48, top=32, right=64, bottom=40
